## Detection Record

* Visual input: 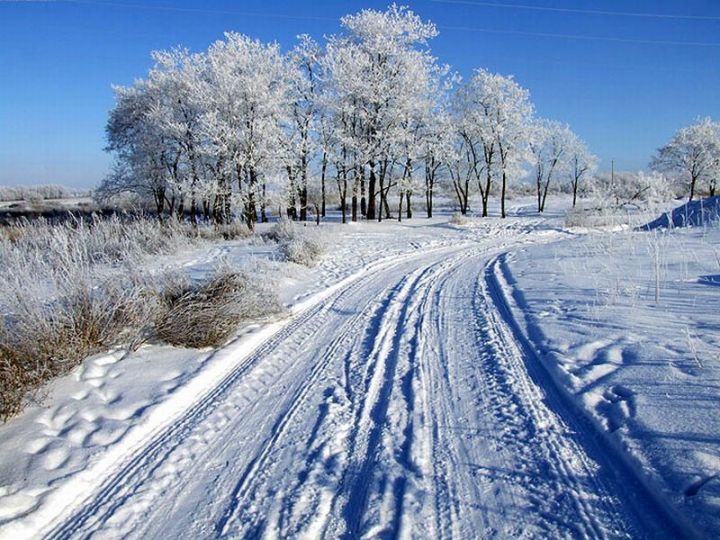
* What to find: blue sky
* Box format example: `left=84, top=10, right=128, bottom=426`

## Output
left=1, top=0, right=719, bottom=188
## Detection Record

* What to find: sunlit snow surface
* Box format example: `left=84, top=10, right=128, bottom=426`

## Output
left=0, top=197, right=717, bottom=538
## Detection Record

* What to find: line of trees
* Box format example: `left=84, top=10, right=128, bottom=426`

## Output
left=101, top=4, right=600, bottom=228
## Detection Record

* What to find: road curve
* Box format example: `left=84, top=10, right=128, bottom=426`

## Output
left=47, top=230, right=678, bottom=539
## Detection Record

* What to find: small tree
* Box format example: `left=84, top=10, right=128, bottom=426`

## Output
left=529, top=119, right=573, bottom=213
left=650, top=117, right=720, bottom=201
left=566, top=134, right=598, bottom=207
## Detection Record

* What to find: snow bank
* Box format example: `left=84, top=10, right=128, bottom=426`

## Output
left=504, top=225, right=720, bottom=536
left=641, top=196, right=720, bottom=230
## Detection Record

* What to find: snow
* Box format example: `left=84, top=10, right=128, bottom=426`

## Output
left=504, top=208, right=720, bottom=536
left=642, top=195, right=720, bottom=229
left=0, top=197, right=717, bottom=538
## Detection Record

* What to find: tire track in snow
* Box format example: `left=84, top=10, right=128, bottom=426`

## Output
left=215, top=275, right=413, bottom=537
left=39, top=221, right=677, bottom=539
left=330, top=250, right=477, bottom=539
left=482, top=253, right=689, bottom=538
left=45, top=246, right=471, bottom=540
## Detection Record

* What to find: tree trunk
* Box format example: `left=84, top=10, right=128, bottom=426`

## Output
left=261, top=183, right=268, bottom=223
left=541, top=181, right=551, bottom=213
left=245, top=168, right=258, bottom=231
left=367, top=164, right=376, bottom=220
left=398, top=191, right=403, bottom=222
left=572, top=178, right=579, bottom=207
left=425, top=175, right=433, bottom=219
left=501, top=172, right=507, bottom=219
left=377, top=173, right=385, bottom=223
left=689, top=175, right=697, bottom=202
left=203, top=199, right=211, bottom=221
left=190, top=197, right=198, bottom=227
left=153, top=188, right=165, bottom=221
left=321, top=151, right=327, bottom=217
left=406, top=192, right=412, bottom=219
left=481, top=170, right=491, bottom=217
left=299, top=155, right=308, bottom=222
left=338, top=170, right=348, bottom=225
left=360, top=172, right=367, bottom=217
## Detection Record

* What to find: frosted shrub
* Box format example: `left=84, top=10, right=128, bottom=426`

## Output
left=267, top=218, right=298, bottom=243
left=2, top=215, right=195, bottom=265
left=154, top=266, right=282, bottom=348
left=267, top=219, right=326, bottom=267
left=449, top=212, right=469, bottom=226
left=195, top=221, right=254, bottom=241
left=279, top=233, right=325, bottom=266
left=0, top=260, right=155, bottom=420
left=0, top=216, right=197, bottom=420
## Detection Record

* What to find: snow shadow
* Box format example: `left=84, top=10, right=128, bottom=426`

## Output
left=640, top=196, right=720, bottom=230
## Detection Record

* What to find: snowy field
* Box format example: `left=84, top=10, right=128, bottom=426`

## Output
left=0, top=197, right=718, bottom=538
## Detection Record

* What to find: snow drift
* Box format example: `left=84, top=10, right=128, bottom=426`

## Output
left=641, top=196, right=720, bottom=230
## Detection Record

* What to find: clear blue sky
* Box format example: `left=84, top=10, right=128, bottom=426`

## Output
left=1, top=0, right=719, bottom=188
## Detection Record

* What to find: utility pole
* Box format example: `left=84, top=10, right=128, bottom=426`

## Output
left=611, top=159, right=614, bottom=184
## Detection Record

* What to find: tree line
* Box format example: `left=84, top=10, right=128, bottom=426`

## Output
left=102, top=4, right=717, bottom=228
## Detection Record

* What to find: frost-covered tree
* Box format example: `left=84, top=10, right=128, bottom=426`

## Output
left=102, top=4, right=597, bottom=230
left=323, top=4, right=441, bottom=221
left=529, top=119, right=573, bottom=213
left=418, top=107, right=454, bottom=218
left=446, top=135, right=473, bottom=215
left=565, top=134, right=598, bottom=207
left=454, top=69, right=534, bottom=218
left=103, top=81, right=174, bottom=217
left=650, top=117, right=720, bottom=201
left=282, top=35, right=323, bottom=222
left=591, top=170, right=673, bottom=210
left=145, top=48, right=209, bottom=224
left=202, top=33, right=293, bottom=228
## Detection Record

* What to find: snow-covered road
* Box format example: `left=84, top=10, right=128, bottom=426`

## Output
left=39, top=227, right=679, bottom=539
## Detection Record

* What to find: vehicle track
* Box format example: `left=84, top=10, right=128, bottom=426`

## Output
left=43, top=224, right=680, bottom=539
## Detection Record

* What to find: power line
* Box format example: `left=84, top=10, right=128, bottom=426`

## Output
left=430, top=0, right=720, bottom=22
left=61, top=0, right=336, bottom=23
left=38, top=0, right=720, bottom=48
left=437, top=24, right=720, bottom=47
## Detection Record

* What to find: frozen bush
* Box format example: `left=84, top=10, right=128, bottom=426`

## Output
left=2, top=215, right=196, bottom=266
left=266, top=219, right=326, bottom=266
left=0, top=269, right=155, bottom=421
left=266, top=218, right=298, bottom=243
left=194, top=221, right=254, bottom=241
left=449, top=212, right=469, bottom=226
left=154, top=266, right=282, bottom=348
left=0, top=215, right=199, bottom=420
left=279, top=234, right=325, bottom=266
left=0, top=214, right=263, bottom=420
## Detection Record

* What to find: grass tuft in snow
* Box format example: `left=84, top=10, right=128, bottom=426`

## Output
left=448, top=212, right=469, bottom=226
left=154, top=266, right=283, bottom=349
left=268, top=219, right=326, bottom=267
left=0, top=216, right=258, bottom=420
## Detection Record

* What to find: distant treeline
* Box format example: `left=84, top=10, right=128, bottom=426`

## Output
left=0, top=184, right=91, bottom=202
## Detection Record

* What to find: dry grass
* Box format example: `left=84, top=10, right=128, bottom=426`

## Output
left=0, top=214, right=285, bottom=420
left=154, top=267, right=282, bottom=348
left=268, top=219, right=326, bottom=267
left=0, top=273, right=156, bottom=421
